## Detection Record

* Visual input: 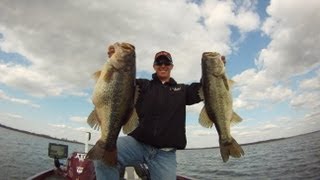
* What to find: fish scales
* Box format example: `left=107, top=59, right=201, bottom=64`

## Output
left=106, top=76, right=129, bottom=143
left=106, top=69, right=135, bottom=148
left=205, top=76, right=232, bottom=139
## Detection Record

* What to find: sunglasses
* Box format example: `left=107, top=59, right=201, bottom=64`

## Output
left=154, top=59, right=172, bottom=66
left=154, top=62, right=172, bottom=66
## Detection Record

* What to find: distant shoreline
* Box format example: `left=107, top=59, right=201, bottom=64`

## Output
left=184, top=130, right=320, bottom=150
left=1, top=123, right=319, bottom=150
left=0, top=123, right=84, bottom=145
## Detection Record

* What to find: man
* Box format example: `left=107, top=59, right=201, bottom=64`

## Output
left=94, top=50, right=202, bottom=180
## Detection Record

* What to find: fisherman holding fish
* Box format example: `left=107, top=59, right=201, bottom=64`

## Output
left=87, top=42, right=243, bottom=180
left=87, top=43, right=202, bottom=179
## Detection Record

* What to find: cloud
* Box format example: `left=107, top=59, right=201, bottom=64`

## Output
left=48, top=123, right=99, bottom=142
left=233, top=97, right=256, bottom=110
left=304, top=111, right=320, bottom=122
left=232, top=68, right=293, bottom=110
left=290, top=70, right=320, bottom=109
left=233, top=0, right=320, bottom=110
left=290, top=91, right=320, bottom=109
left=75, top=126, right=93, bottom=132
left=298, top=71, right=320, bottom=91
left=233, top=0, right=260, bottom=33
left=0, top=62, right=91, bottom=97
left=0, top=112, right=23, bottom=120
left=192, top=129, right=216, bottom=136
left=69, top=116, right=87, bottom=123
left=260, top=123, right=278, bottom=130
left=186, top=103, right=203, bottom=114
left=0, top=89, right=40, bottom=108
left=258, top=0, right=320, bottom=80
left=0, top=0, right=260, bottom=97
left=49, top=124, right=68, bottom=129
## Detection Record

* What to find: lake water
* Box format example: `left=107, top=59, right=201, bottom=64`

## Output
left=0, top=127, right=319, bottom=180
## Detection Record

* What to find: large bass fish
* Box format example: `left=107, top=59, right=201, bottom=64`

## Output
left=199, top=52, right=244, bottom=162
left=86, top=42, right=138, bottom=166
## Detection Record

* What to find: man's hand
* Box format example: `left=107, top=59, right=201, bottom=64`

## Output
left=107, top=45, right=115, bottom=58
left=221, top=56, right=226, bottom=65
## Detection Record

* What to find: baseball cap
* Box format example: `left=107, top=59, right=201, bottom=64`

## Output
left=154, top=51, right=173, bottom=64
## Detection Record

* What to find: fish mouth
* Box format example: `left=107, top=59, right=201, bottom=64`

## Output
left=112, top=42, right=135, bottom=57
left=120, top=42, right=135, bottom=51
left=203, top=52, right=220, bottom=58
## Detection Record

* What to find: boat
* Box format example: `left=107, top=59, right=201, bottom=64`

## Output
left=27, top=132, right=194, bottom=180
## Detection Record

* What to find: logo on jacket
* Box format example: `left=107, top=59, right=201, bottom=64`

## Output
left=170, top=87, right=181, bottom=91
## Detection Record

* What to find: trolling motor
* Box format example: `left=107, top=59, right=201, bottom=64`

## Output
left=54, top=156, right=61, bottom=169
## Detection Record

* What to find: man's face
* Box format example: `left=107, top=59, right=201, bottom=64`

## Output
left=153, top=57, right=173, bottom=81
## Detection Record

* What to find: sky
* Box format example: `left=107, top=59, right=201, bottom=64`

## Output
left=0, top=0, right=319, bottom=148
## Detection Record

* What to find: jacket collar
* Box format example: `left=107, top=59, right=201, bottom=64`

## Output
left=152, top=73, right=177, bottom=86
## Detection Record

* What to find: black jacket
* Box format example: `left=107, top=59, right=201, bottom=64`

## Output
left=129, top=74, right=202, bottom=149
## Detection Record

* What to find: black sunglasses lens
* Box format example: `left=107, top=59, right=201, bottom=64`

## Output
left=155, top=61, right=171, bottom=66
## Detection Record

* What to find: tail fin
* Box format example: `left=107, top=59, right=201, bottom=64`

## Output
left=86, top=140, right=118, bottom=166
left=219, top=137, right=244, bottom=162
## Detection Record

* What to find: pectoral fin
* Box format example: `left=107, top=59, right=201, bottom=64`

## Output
left=228, top=79, right=235, bottom=88
left=93, top=71, right=101, bottom=81
left=230, top=111, right=243, bottom=126
left=87, top=109, right=101, bottom=130
left=122, top=109, right=139, bottom=134
left=199, top=106, right=214, bottom=128
left=104, top=68, right=115, bottom=83
left=122, top=85, right=140, bottom=134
